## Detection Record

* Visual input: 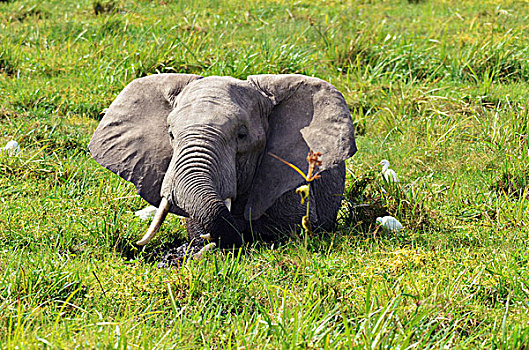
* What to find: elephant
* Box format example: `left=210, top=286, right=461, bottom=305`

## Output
left=89, top=73, right=357, bottom=260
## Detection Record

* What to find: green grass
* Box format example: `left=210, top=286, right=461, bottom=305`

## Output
left=1, top=0, right=529, bottom=347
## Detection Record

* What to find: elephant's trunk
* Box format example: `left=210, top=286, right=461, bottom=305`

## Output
left=162, top=126, right=242, bottom=248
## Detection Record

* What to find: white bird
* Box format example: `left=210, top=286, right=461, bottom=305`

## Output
left=135, top=205, right=158, bottom=221
left=376, top=216, right=403, bottom=233
left=1, top=140, right=21, bottom=155
left=379, top=159, right=399, bottom=183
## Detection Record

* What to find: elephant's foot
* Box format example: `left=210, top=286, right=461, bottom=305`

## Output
left=157, top=239, right=217, bottom=268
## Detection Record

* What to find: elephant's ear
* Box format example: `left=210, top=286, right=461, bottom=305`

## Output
left=244, top=74, right=357, bottom=220
left=89, top=73, right=202, bottom=212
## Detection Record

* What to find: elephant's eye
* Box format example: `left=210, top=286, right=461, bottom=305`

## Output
left=237, top=126, right=248, bottom=140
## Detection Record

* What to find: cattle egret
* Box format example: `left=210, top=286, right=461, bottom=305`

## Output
left=379, top=159, right=399, bottom=183
left=135, top=205, right=158, bottom=221
left=1, top=140, right=21, bottom=155
left=376, top=216, right=403, bottom=232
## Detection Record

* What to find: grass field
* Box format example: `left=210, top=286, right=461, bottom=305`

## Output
left=1, top=0, right=529, bottom=347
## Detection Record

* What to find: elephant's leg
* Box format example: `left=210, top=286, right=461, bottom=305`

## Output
left=310, top=162, right=346, bottom=231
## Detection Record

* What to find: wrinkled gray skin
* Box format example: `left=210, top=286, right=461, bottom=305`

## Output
left=89, top=74, right=357, bottom=255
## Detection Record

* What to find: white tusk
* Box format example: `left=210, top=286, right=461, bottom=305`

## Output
left=200, top=233, right=212, bottom=240
left=223, top=198, right=232, bottom=212
left=136, top=197, right=170, bottom=246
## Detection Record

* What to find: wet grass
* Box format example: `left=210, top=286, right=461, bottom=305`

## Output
left=1, top=0, right=529, bottom=347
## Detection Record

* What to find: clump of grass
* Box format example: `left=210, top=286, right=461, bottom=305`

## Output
left=135, top=57, right=209, bottom=78
left=2, top=258, right=87, bottom=306
left=13, top=5, right=48, bottom=22
left=0, top=50, right=17, bottom=76
left=340, top=167, right=388, bottom=231
left=97, top=16, right=124, bottom=36
left=92, top=0, right=119, bottom=16
left=341, top=162, right=433, bottom=234
left=67, top=101, right=106, bottom=120
left=382, top=182, right=432, bottom=231
left=1, top=148, right=54, bottom=181
left=491, top=166, right=529, bottom=198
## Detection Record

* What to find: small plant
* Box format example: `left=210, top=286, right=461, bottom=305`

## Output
left=269, top=150, right=322, bottom=234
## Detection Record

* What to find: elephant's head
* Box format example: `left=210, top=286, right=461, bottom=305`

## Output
left=89, top=74, right=356, bottom=248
